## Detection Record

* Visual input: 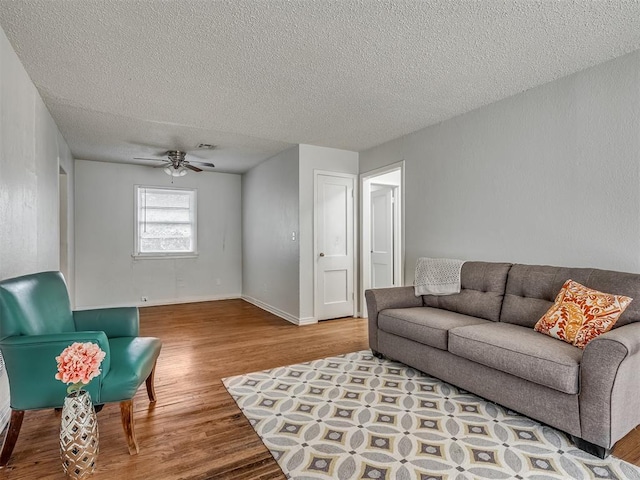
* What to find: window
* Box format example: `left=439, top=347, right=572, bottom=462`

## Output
left=134, top=186, right=197, bottom=258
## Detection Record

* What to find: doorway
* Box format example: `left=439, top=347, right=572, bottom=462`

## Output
left=314, top=171, right=357, bottom=320
left=59, top=167, right=69, bottom=284
left=361, top=162, right=404, bottom=317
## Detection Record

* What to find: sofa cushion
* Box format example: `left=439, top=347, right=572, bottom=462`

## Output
left=379, top=307, right=491, bottom=351
left=449, top=323, right=583, bottom=394
left=535, top=279, right=632, bottom=349
left=422, top=262, right=512, bottom=322
left=501, top=264, right=640, bottom=328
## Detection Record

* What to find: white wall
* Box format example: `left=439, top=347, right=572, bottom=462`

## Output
left=0, top=25, right=74, bottom=426
left=74, top=160, right=242, bottom=308
left=360, top=50, right=640, bottom=280
left=242, top=146, right=300, bottom=322
left=0, top=28, right=74, bottom=281
left=299, top=144, right=359, bottom=321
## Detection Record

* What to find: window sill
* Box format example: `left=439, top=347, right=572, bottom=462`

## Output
left=132, top=253, right=199, bottom=260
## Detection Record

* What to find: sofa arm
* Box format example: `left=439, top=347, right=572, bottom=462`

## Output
left=579, top=322, right=640, bottom=448
left=73, top=307, right=140, bottom=338
left=0, top=331, right=110, bottom=410
left=365, top=286, right=422, bottom=353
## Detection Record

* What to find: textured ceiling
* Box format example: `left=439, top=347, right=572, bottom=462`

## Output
left=1, top=1, right=640, bottom=173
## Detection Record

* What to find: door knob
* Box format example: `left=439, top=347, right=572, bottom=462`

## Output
left=319, top=252, right=325, bottom=257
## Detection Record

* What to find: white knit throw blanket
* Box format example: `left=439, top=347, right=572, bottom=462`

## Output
left=414, top=257, right=465, bottom=296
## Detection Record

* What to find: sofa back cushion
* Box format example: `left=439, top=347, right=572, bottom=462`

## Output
left=501, top=264, right=640, bottom=328
left=423, top=261, right=512, bottom=321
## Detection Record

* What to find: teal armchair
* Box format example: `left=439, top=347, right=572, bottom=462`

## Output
left=0, top=271, right=162, bottom=466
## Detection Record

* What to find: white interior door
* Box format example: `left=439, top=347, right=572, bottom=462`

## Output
left=371, top=185, right=394, bottom=288
left=360, top=162, right=404, bottom=318
left=315, top=173, right=355, bottom=320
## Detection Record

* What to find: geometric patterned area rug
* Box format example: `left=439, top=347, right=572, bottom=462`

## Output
left=223, top=351, right=640, bottom=480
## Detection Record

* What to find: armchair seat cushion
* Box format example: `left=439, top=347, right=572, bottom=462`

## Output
left=99, top=337, right=162, bottom=403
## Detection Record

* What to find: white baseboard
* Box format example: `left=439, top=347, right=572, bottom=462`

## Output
left=75, top=294, right=321, bottom=327
left=298, top=316, right=317, bottom=325
left=241, top=295, right=316, bottom=326
left=75, top=293, right=242, bottom=311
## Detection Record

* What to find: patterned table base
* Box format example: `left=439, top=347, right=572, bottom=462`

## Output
left=223, top=351, right=640, bottom=480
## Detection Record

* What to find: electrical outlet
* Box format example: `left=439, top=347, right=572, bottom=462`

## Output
left=141, top=296, right=148, bottom=302
left=216, top=278, right=222, bottom=286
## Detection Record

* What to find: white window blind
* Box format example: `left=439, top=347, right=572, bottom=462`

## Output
left=135, top=186, right=197, bottom=257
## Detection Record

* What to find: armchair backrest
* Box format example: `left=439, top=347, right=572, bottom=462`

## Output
left=0, top=271, right=75, bottom=339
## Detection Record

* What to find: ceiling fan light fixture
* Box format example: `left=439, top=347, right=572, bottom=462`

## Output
left=164, top=165, right=188, bottom=177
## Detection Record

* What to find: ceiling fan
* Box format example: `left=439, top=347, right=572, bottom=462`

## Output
left=134, top=150, right=215, bottom=177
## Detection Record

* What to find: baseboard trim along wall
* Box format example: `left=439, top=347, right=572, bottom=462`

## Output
left=241, top=295, right=316, bottom=326
left=297, top=316, right=317, bottom=326
left=75, top=294, right=319, bottom=326
left=75, top=294, right=242, bottom=311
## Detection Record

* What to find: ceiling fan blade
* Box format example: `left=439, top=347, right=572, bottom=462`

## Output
left=184, top=164, right=202, bottom=172
left=188, top=161, right=215, bottom=168
left=134, top=157, right=166, bottom=162
left=154, top=162, right=172, bottom=168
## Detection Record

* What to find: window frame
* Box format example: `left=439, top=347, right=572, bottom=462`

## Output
left=133, top=185, right=198, bottom=259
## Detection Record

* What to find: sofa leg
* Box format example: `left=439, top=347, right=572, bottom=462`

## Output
left=120, top=400, right=139, bottom=455
left=145, top=362, right=157, bottom=403
left=0, top=410, right=24, bottom=467
left=570, top=435, right=611, bottom=459
left=372, top=350, right=385, bottom=359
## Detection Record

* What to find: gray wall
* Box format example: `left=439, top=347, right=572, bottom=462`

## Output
left=242, top=144, right=359, bottom=323
left=360, top=50, right=640, bottom=280
left=75, top=160, right=242, bottom=308
left=298, top=144, right=359, bottom=321
left=242, top=146, right=301, bottom=321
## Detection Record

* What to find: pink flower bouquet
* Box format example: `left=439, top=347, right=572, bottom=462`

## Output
left=55, top=342, right=106, bottom=394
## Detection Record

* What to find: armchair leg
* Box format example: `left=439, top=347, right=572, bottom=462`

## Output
left=120, top=400, right=139, bottom=455
left=0, top=410, right=24, bottom=467
left=145, top=362, right=157, bottom=403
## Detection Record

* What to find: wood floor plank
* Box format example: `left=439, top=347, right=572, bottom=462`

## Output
left=0, top=299, right=638, bottom=479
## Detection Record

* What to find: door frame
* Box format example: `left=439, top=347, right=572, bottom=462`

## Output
left=360, top=161, right=405, bottom=318
left=59, top=165, right=72, bottom=303
left=370, top=183, right=398, bottom=288
left=313, top=170, right=358, bottom=320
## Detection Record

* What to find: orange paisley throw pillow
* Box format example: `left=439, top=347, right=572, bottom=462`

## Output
left=534, top=279, right=632, bottom=349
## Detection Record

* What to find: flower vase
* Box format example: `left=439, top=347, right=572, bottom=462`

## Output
left=60, top=390, right=99, bottom=479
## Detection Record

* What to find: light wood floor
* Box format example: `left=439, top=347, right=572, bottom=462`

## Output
left=1, top=299, right=639, bottom=479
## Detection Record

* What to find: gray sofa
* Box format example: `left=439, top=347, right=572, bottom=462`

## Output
left=365, top=261, right=640, bottom=458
